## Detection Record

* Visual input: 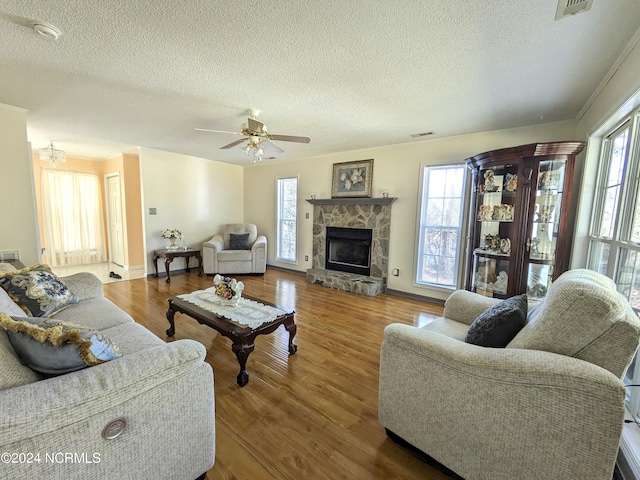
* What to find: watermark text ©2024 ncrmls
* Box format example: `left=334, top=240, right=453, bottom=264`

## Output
left=1, top=452, right=101, bottom=464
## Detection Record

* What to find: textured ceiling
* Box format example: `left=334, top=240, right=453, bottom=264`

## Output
left=1, top=0, right=639, bottom=164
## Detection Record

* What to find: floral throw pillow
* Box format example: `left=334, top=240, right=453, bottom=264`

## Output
left=0, top=313, right=122, bottom=375
left=0, top=264, right=78, bottom=317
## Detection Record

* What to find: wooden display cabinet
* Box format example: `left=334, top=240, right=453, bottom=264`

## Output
left=465, top=141, right=585, bottom=300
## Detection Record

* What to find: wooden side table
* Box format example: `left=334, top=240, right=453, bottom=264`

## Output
left=153, top=248, right=203, bottom=283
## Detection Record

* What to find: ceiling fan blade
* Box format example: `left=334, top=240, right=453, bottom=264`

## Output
left=270, top=134, right=311, bottom=144
left=220, top=138, right=248, bottom=149
left=248, top=117, right=266, bottom=134
left=194, top=128, right=243, bottom=135
left=261, top=140, right=284, bottom=154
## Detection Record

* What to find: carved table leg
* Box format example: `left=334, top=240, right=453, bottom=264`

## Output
left=166, top=306, right=176, bottom=336
left=153, top=255, right=160, bottom=278
left=164, top=258, right=172, bottom=283
left=285, top=318, right=298, bottom=355
left=232, top=339, right=255, bottom=387
left=196, top=252, right=204, bottom=276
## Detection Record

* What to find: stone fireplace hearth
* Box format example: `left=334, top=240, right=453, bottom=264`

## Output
left=306, top=197, right=396, bottom=296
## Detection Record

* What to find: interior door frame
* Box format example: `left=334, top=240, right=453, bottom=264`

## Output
left=105, top=172, right=126, bottom=267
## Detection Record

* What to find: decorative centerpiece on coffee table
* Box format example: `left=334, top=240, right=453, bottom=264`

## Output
left=161, top=228, right=183, bottom=250
left=213, top=274, right=244, bottom=306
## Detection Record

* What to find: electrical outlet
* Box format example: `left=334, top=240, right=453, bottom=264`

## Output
left=392, top=268, right=399, bottom=276
left=149, top=207, right=157, bottom=215
left=305, top=255, right=309, bottom=262
left=305, top=212, right=310, bottom=219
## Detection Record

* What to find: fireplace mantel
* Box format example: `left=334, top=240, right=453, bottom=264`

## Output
left=306, top=197, right=397, bottom=205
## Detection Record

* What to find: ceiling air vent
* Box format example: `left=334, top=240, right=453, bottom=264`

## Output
left=555, top=0, right=594, bottom=20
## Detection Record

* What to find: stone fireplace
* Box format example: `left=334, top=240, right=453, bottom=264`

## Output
left=306, top=197, right=395, bottom=296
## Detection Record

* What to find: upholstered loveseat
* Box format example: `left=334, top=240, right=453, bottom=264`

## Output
left=0, top=268, right=215, bottom=480
left=202, top=223, right=267, bottom=275
left=379, top=269, right=640, bottom=480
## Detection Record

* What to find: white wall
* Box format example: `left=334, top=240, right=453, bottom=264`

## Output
left=244, top=120, right=577, bottom=300
left=0, top=104, right=40, bottom=265
left=139, top=148, right=244, bottom=275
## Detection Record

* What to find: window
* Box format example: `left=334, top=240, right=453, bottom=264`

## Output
left=40, top=169, right=106, bottom=266
left=416, top=165, right=467, bottom=288
left=276, top=177, right=298, bottom=262
left=587, top=108, right=640, bottom=419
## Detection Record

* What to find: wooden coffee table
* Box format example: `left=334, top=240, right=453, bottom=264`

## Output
left=165, top=293, right=297, bottom=386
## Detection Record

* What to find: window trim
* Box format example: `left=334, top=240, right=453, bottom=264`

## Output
left=275, top=175, right=299, bottom=264
left=413, top=162, right=469, bottom=291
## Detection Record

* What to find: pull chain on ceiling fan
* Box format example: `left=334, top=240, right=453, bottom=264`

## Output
left=195, top=108, right=310, bottom=162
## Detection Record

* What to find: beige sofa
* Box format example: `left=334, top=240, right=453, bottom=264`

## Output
left=202, top=223, right=267, bottom=275
left=0, top=272, right=215, bottom=480
left=379, top=269, right=640, bottom=480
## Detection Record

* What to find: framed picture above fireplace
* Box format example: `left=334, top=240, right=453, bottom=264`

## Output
left=331, top=159, right=374, bottom=198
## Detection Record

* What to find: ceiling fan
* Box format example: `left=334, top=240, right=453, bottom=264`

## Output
left=195, top=108, right=310, bottom=162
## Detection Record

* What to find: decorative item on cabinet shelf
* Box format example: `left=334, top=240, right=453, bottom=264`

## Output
left=492, top=204, right=514, bottom=221
left=479, top=234, right=511, bottom=255
left=538, top=168, right=562, bottom=190
left=504, top=173, right=517, bottom=192
left=535, top=204, right=555, bottom=223
left=493, top=271, right=508, bottom=294
left=477, top=203, right=514, bottom=222
left=480, top=170, right=502, bottom=193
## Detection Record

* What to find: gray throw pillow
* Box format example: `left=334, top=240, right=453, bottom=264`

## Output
left=229, top=233, right=250, bottom=250
left=464, top=294, right=528, bottom=347
left=0, top=313, right=122, bottom=375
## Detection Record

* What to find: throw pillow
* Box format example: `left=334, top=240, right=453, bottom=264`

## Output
left=229, top=232, right=250, bottom=250
left=0, top=313, right=122, bottom=375
left=0, top=264, right=78, bottom=317
left=464, top=294, right=528, bottom=348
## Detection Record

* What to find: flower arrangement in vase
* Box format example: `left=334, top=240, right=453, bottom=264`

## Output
left=213, top=274, right=244, bottom=306
left=161, top=228, right=183, bottom=249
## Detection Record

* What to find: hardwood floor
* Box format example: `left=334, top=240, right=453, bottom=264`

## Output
left=103, top=268, right=454, bottom=480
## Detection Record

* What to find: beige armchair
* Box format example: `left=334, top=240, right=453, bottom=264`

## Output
left=202, top=223, right=267, bottom=275
left=379, top=269, right=640, bottom=480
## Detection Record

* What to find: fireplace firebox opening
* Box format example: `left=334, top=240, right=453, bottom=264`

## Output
left=325, top=227, right=372, bottom=276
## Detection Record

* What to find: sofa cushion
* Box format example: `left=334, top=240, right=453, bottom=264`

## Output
left=0, top=263, right=17, bottom=274
left=100, top=321, right=165, bottom=353
left=0, top=264, right=78, bottom=317
left=0, top=328, right=42, bottom=389
left=53, top=296, right=134, bottom=330
left=218, top=249, right=253, bottom=262
left=507, top=269, right=640, bottom=377
left=0, top=285, right=27, bottom=317
left=229, top=232, right=250, bottom=250
left=223, top=223, right=257, bottom=249
left=0, top=313, right=122, bottom=375
left=421, top=317, right=470, bottom=341
left=465, top=294, right=528, bottom=347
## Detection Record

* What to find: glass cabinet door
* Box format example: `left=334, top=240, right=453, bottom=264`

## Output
left=470, top=164, right=518, bottom=298
left=525, top=159, right=567, bottom=300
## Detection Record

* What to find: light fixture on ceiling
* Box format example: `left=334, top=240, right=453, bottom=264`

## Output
left=242, top=136, right=265, bottom=163
left=39, top=142, right=66, bottom=168
left=31, top=21, right=62, bottom=40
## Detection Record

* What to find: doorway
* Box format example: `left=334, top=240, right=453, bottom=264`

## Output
left=106, top=173, right=125, bottom=267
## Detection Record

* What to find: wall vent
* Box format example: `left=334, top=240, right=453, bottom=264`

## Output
left=0, top=250, right=20, bottom=262
left=555, top=0, right=594, bottom=20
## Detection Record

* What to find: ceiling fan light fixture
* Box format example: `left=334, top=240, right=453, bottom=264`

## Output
left=32, top=22, right=62, bottom=40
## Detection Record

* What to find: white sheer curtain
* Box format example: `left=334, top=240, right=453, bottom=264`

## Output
left=41, top=168, right=106, bottom=267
